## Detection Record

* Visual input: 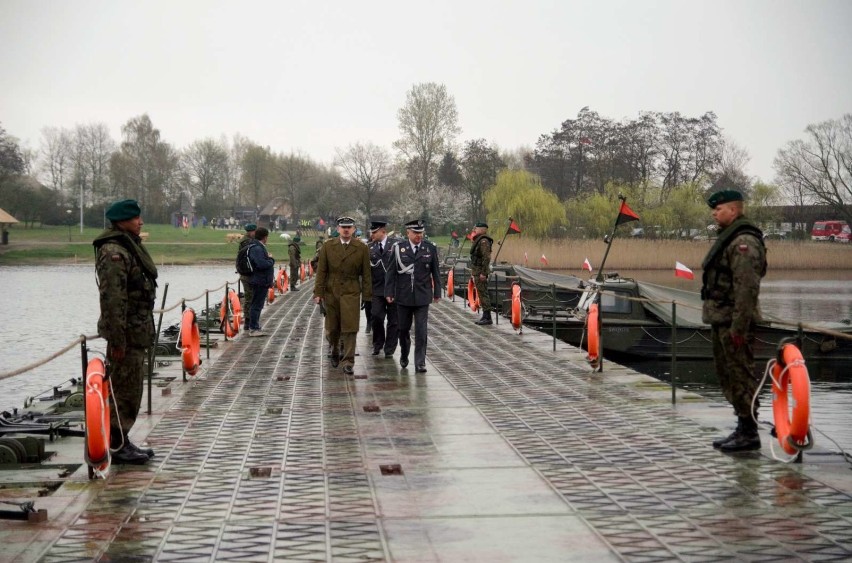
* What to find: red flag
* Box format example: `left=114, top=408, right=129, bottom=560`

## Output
left=507, top=219, right=522, bottom=235
left=465, top=228, right=476, bottom=241
left=524, top=251, right=528, bottom=267
left=675, top=261, right=695, bottom=280
left=616, top=200, right=640, bottom=225
left=319, top=218, right=325, bottom=226
left=582, top=257, right=593, bottom=272
left=540, top=254, right=548, bottom=266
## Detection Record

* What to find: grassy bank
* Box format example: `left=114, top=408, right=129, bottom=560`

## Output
left=1, top=224, right=851, bottom=270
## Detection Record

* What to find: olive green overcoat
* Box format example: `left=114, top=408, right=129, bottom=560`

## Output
left=314, top=238, right=372, bottom=332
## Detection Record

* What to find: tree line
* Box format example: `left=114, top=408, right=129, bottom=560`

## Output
left=1, top=83, right=849, bottom=236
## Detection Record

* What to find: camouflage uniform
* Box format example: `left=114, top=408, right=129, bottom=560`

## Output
left=288, top=241, right=301, bottom=290
left=238, top=236, right=254, bottom=329
left=470, top=233, right=493, bottom=315
left=701, top=217, right=766, bottom=418
left=93, top=227, right=158, bottom=439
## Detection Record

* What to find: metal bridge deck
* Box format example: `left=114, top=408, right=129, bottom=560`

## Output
left=6, top=280, right=852, bottom=561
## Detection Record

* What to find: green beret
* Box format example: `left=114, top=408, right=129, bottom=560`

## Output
left=475, top=222, right=488, bottom=228
left=244, top=223, right=257, bottom=232
left=105, top=199, right=141, bottom=222
left=707, top=190, right=743, bottom=208
left=293, top=236, right=301, bottom=243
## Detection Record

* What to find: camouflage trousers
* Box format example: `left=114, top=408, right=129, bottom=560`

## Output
left=711, top=325, right=760, bottom=418
left=473, top=272, right=490, bottom=311
left=241, top=276, right=253, bottom=329
left=108, top=346, right=147, bottom=436
left=290, top=264, right=299, bottom=289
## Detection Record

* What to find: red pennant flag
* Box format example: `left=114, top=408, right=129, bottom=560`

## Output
left=524, top=251, right=528, bottom=267
left=675, top=261, right=695, bottom=280
left=507, top=219, right=522, bottom=235
left=616, top=201, right=640, bottom=225
left=465, top=228, right=476, bottom=241
left=540, top=254, right=549, bottom=266
left=582, top=257, right=593, bottom=272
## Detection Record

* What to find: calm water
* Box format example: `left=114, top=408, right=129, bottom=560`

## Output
left=2, top=266, right=851, bottom=454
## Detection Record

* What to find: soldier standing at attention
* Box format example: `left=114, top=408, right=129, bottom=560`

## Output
left=313, top=216, right=372, bottom=375
left=93, top=199, right=157, bottom=465
left=385, top=219, right=441, bottom=373
left=288, top=235, right=302, bottom=291
left=470, top=221, right=493, bottom=325
left=701, top=189, right=767, bottom=452
left=238, top=223, right=257, bottom=330
left=367, top=218, right=398, bottom=358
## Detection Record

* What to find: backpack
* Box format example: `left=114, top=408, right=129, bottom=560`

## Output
left=235, top=241, right=256, bottom=276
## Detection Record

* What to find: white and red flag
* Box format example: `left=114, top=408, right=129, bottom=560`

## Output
left=582, top=257, right=593, bottom=272
left=540, top=254, right=549, bottom=266
left=675, top=261, right=695, bottom=280
left=524, top=251, right=528, bottom=267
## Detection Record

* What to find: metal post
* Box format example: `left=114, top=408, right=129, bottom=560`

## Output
left=551, top=283, right=557, bottom=352
left=492, top=272, right=498, bottom=325
left=148, top=283, right=169, bottom=415
left=205, top=290, right=210, bottom=360
left=223, top=283, right=230, bottom=342
left=597, top=291, right=604, bottom=373
left=180, top=300, right=187, bottom=383
left=671, top=301, right=677, bottom=405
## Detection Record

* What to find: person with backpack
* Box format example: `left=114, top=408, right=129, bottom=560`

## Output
left=288, top=235, right=302, bottom=291
left=245, top=227, right=275, bottom=336
left=237, top=223, right=257, bottom=330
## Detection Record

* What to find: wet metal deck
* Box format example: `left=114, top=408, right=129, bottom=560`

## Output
left=6, top=281, right=852, bottom=561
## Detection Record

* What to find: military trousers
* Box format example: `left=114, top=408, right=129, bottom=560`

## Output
left=473, top=272, right=491, bottom=311
left=371, top=296, right=398, bottom=354
left=289, top=264, right=299, bottom=289
left=240, top=276, right=253, bottom=330
left=711, top=324, right=760, bottom=418
left=323, top=297, right=359, bottom=369
left=397, top=304, right=429, bottom=367
left=108, top=346, right=147, bottom=436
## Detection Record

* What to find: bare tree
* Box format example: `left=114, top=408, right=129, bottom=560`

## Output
left=38, top=126, right=73, bottom=193
left=275, top=151, right=315, bottom=227
left=774, top=114, right=852, bottom=223
left=709, top=136, right=753, bottom=196
left=335, top=142, right=394, bottom=220
left=393, top=82, right=461, bottom=215
left=240, top=143, right=274, bottom=212
left=180, top=138, right=229, bottom=214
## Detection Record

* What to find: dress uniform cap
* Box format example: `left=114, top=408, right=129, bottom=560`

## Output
left=707, top=189, right=743, bottom=209
left=337, top=216, right=355, bottom=227
left=404, top=219, right=425, bottom=232
left=369, top=217, right=388, bottom=232
left=474, top=221, right=488, bottom=228
left=105, top=199, right=142, bottom=222
left=244, top=223, right=257, bottom=232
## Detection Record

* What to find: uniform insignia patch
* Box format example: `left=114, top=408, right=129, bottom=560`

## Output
left=400, top=248, right=407, bottom=253
left=737, top=244, right=749, bottom=253
left=110, top=254, right=122, bottom=261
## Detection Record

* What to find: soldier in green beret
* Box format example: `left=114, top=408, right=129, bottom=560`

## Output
left=701, top=189, right=767, bottom=452
left=470, top=222, right=493, bottom=325
left=239, top=223, right=257, bottom=327
left=92, top=199, right=157, bottom=465
left=288, top=235, right=302, bottom=291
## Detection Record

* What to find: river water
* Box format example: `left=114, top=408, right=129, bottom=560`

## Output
left=2, top=266, right=851, bottom=456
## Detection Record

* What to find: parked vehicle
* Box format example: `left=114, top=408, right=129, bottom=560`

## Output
left=811, top=220, right=849, bottom=242
left=837, top=224, right=852, bottom=244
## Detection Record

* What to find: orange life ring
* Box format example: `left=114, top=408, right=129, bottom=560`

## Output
left=511, top=283, right=522, bottom=329
left=267, top=286, right=276, bottom=304
left=276, top=269, right=286, bottom=294
left=772, top=343, right=812, bottom=454
left=467, top=277, right=479, bottom=313
left=447, top=269, right=454, bottom=297
left=300, top=263, right=306, bottom=282
left=181, top=309, right=202, bottom=376
left=85, top=357, right=110, bottom=471
left=586, top=303, right=600, bottom=363
left=220, top=289, right=242, bottom=337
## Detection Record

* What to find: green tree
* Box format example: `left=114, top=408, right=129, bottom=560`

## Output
left=484, top=170, right=566, bottom=238
left=748, top=181, right=782, bottom=227
left=460, top=139, right=505, bottom=223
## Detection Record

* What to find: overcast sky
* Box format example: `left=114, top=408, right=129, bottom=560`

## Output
left=2, top=0, right=850, bottom=183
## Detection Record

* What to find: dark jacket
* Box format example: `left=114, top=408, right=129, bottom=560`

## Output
left=247, top=241, right=275, bottom=287
left=385, top=239, right=441, bottom=307
left=368, top=237, right=397, bottom=297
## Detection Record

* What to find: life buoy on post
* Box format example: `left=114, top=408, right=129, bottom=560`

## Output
left=300, top=263, right=306, bottom=282
left=447, top=269, right=455, bottom=298
left=772, top=343, right=812, bottom=455
left=511, top=283, right=522, bottom=330
left=467, top=278, right=480, bottom=313
left=586, top=303, right=600, bottom=363
left=219, top=289, right=242, bottom=337
left=181, top=308, right=202, bottom=375
left=267, top=286, right=276, bottom=304
left=282, top=271, right=289, bottom=292
left=276, top=269, right=286, bottom=294
left=84, top=357, right=110, bottom=473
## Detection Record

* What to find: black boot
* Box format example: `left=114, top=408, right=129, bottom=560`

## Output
left=475, top=310, right=493, bottom=325
left=720, top=416, right=761, bottom=452
left=111, top=434, right=150, bottom=465
left=125, top=433, right=155, bottom=459
left=712, top=418, right=742, bottom=449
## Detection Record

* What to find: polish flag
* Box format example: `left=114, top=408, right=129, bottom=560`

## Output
left=540, top=254, right=549, bottom=266
left=675, top=261, right=695, bottom=280
left=582, top=257, right=593, bottom=272
left=524, top=251, right=528, bottom=267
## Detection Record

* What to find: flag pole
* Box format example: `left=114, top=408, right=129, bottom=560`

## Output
left=596, top=195, right=627, bottom=282
left=491, top=217, right=513, bottom=266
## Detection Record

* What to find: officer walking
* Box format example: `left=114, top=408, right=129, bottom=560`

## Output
left=288, top=235, right=302, bottom=291
left=367, top=218, right=399, bottom=358
left=701, top=189, right=767, bottom=452
left=238, top=223, right=257, bottom=330
left=93, top=199, right=157, bottom=465
left=313, top=216, right=372, bottom=375
left=470, top=221, right=493, bottom=325
left=385, top=219, right=441, bottom=373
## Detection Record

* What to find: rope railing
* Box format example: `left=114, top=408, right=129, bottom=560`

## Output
left=0, top=277, right=241, bottom=382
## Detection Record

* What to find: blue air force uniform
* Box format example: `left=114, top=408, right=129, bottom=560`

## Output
left=368, top=219, right=399, bottom=356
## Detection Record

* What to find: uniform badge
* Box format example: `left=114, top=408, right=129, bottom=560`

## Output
left=737, top=244, right=749, bottom=253
left=111, top=254, right=122, bottom=261
left=400, top=248, right=407, bottom=253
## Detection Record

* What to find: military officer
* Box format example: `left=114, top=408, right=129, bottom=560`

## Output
left=238, top=223, right=257, bottom=330
left=368, top=218, right=399, bottom=358
left=470, top=221, right=493, bottom=325
left=385, top=219, right=441, bottom=373
left=288, top=235, right=302, bottom=291
left=93, top=199, right=157, bottom=465
left=701, top=189, right=767, bottom=452
left=313, top=216, right=372, bottom=375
